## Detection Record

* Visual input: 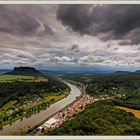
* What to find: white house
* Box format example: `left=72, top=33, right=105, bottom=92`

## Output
left=43, top=118, right=58, bottom=128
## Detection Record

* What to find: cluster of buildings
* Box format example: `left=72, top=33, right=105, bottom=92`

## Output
left=38, top=113, right=64, bottom=131
left=37, top=94, right=94, bottom=132
left=20, top=97, right=44, bottom=109
left=67, top=95, right=94, bottom=117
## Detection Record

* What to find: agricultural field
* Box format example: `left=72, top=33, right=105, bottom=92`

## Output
left=0, top=100, right=17, bottom=112
left=33, top=77, right=48, bottom=82
left=43, top=92, right=68, bottom=103
left=0, top=74, right=34, bottom=82
left=0, top=74, right=48, bottom=83
left=116, top=106, right=140, bottom=119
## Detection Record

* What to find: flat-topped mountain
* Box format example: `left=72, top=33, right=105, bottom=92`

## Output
left=6, top=67, right=43, bottom=76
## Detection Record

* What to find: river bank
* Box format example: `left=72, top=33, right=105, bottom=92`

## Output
left=0, top=82, right=81, bottom=135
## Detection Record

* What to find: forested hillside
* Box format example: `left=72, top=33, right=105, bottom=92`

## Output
left=0, top=77, right=69, bottom=108
left=48, top=100, right=140, bottom=135
left=60, top=72, right=140, bottom=109
left=86, top=73, right=140, bottom=109
left=46, top=72, right=140, bottom=135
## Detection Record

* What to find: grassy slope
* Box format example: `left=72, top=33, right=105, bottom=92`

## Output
left=0, top=74, right=34, bottom=81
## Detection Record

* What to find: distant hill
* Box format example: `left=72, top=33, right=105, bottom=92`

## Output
left=6, top=67, right=43, bottom=76
left=0, top=69, right=11, bottom=74
left=115, top=71, right=131, bottom=74
left=135, top=70, right=140, bottom=73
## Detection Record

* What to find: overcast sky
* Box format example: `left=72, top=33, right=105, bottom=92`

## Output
left=0, top=4, right=140, bottom=71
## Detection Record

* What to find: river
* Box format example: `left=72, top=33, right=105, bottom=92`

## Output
left=0, top=82, right=81, bottom=135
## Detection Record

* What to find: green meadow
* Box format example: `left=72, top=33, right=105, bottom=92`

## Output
left=0, top=74, right=34, bottom=81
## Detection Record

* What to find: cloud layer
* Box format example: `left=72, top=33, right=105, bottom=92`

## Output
left=0, top=5, right=140, bottom=70
left=0, top=5, right=54, bottom=36
left=57, top=5, right=140, bottom=45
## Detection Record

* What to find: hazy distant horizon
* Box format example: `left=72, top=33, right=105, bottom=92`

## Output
left=0, top=65, right=139, bottom=73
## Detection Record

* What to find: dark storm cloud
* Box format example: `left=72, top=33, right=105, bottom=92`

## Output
left=0, top=6, right=40, bottom=35
left=0, top=5, right=139, bottom=69
left=57, top=5, right=92, bottom=35
left=57, top=5, right=140, bottom=45
left=0, top=6, right=54, bottom=36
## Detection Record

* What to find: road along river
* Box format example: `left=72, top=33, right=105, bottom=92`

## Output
left=0, top=82, right=81, bottom=135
